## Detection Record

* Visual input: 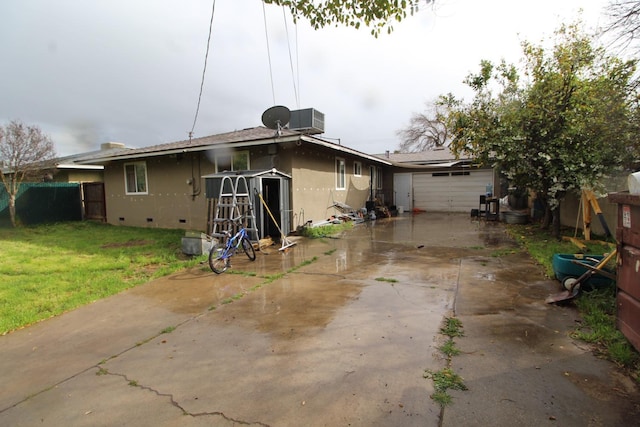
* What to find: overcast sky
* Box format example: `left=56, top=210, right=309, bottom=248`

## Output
left=1, top=0, right=612, bottom=157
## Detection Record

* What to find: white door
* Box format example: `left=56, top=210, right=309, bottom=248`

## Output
left=393, top=173, right=412, bottom=211
left=413, top=169, right=494, bottom=212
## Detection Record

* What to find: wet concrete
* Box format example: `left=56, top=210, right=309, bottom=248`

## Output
left=1, top=213, right=638, bottom=426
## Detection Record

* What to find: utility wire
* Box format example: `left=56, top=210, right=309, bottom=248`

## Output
left=282, top=7, right=299, bottom=108
left=262, top=1, right=276, bottom=105
left=190, top=0, right=217, bottom=138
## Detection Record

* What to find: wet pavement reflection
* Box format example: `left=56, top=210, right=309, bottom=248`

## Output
left=6, top=212, right=635, bottom=427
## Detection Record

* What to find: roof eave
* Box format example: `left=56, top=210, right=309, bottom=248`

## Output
left=76, top=135, right=303, bottom=164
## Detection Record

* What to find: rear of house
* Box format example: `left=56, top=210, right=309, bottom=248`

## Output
left=81, top=127, right=391, bottom=237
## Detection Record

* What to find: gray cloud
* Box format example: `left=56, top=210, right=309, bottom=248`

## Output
left=1, top=0, right=609, bottom=156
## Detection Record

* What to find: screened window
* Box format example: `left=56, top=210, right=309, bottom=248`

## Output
left=124, top=162, right=148, bottom=195
left=215, top=151, right=249, bottom=172
left=336, top=158, right=346, bottom=190
left=353, top=161, right=362, bottom=177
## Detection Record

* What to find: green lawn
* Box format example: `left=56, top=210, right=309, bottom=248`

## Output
left=0, top=221, right=205, bottom=334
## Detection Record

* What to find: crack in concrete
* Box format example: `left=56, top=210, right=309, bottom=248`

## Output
left=103, top=368, right=271, bottom=426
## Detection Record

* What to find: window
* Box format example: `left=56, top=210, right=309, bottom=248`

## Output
left=336, top=157, right=346, bottom=190
left=369, top=165, right=383, bottom=190
left=353, top=161, right=362, bottom=177
left=124, top=162, right=148, bottom=194
left=215, top=151, right=249, bottom=172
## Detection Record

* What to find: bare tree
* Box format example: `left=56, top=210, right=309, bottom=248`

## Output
left=0, top=120, right=56, bottom=227
left=603, top=0, right=640, bottom=55
left=396, top=98, right=451, bottom=152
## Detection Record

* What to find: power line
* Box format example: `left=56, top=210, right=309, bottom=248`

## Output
left=282, top=7, right=299, bottom=108
left=262, top=1, right=276, bottom=105
left=190, top=0, right=217, bottom=138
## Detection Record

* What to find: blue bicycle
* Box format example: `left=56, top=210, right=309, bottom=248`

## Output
left=208, top=218, right=256, bottom=274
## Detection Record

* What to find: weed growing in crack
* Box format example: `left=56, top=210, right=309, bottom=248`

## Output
left=426, top=316, right=467, bottom=407
left=440, top=317, right=464, bottom=338
left=424, top=368, right=468, bottom=406
left=161, top=326, right=176, bottom=334
left=439, top=338, right=461, bottom=357
left=96, top=368, right=108, bottom=376
left=128, top=380, right=138, bottom=387
left=228, top=270, right=257, bottom=277
left=375, top=277, right=398, bottom=283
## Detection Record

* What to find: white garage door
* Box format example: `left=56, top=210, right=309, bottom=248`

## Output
left=413, top=169, right=494, bottom=212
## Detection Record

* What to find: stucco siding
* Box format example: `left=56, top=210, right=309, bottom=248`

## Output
left=104, top=154, right=214, bottom=230
left=290, top=146, right=372, bottom=225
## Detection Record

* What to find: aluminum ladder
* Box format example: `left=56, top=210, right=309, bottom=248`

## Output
left=211, top=175, right=259, bottom=242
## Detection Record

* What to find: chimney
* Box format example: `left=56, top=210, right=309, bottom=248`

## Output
left=385, top=150, right=390, bottom=158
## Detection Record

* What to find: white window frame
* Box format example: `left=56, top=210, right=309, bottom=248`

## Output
left=353, top=161, right=362, bottom=177
left=124, top=161, right=148, bottom=195
left=336, top=157, right=346, bottom=190
left=215, top=150, right=250, bottom=173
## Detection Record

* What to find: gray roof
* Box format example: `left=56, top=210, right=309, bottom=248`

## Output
left=76, top=126, right=391, bottom=166
left=375, top=146, right=472, bottom=165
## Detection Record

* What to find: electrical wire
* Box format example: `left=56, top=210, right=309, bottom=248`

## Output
left=190, top=0, right=217, bottom=138
left=262, top=1, right=276, bottom=105
left=282, top=7, right=299, bottom=108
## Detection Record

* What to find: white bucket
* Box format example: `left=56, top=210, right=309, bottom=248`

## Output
left=397, top=206, right=404, bottom=214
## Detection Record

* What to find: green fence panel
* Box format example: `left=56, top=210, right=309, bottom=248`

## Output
left=0, top=183, right=82, bottom=226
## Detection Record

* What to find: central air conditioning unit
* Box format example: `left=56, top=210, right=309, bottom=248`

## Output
left=289, top=108, right=325, bottom=134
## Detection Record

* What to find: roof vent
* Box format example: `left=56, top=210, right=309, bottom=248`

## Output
left=289, top=108, right=325, bottom=134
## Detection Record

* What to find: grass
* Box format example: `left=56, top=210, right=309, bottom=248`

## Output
left=507, top=223, right=640, bottom=380
left=375, top=277, right=398, bottom=283
left=505, top=224, right=613, bottom=277
left=426, top=316, right=467, bottom=407
left=300, top=222, right=354, bottom=238
left=0, top=221, right=206, bottom=334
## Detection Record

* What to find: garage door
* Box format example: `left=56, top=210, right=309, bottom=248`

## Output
left=413, top=169, right=494, bottom=212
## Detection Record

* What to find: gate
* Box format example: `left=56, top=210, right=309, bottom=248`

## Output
left=82, top=182, right=106, bottom=222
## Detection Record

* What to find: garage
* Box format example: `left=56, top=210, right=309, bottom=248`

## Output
left=412, top=168, right=494, bottom=212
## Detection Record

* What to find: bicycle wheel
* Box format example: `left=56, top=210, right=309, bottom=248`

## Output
left=208, top=243, right=229, bottom=274
left=241, top=238, right=256, bottom=261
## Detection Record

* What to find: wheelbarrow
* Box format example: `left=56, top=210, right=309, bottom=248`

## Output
left=545, top=249, right=617, bottom=304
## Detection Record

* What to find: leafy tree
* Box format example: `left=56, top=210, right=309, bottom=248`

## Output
left=264, top=0, right=433, bottom=36
left=448, top=22, right=638, bottom=236
left=0, top=120, right=56, bottom=227
left=396, top=95, right=454, bottom=152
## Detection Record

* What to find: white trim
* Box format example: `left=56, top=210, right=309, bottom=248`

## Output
left=353, top=161, right=362, bottom=177
left=124, top=161, right=148, bottom=195
left=336, top=157, right=346, bottom=190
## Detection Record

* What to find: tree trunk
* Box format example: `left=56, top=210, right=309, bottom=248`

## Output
left=9, top=193, right=16, bottom=227
left=552, top=206, right=561, bottom=240
left=541, top=204, right=552, bottom=230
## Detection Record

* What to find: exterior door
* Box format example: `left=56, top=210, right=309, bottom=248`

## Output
left=262, top=178, right=281, bottom=239
left=393, top=173, right=412, bottom=211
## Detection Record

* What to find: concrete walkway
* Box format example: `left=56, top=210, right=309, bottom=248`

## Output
left=1, top=213, right=638, bottom=426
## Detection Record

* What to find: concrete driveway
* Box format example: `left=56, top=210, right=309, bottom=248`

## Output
left=1, top=213, right=639, bottom=426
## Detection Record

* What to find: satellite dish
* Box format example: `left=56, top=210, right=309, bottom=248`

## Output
left=261, top=105, right=291, bottom=134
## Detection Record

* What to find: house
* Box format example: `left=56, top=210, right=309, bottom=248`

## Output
left=49, top=142, right=128, bottom=183
left=78, top=127, right=392, bottom=236
left=379, top=147, right=498, bottom=213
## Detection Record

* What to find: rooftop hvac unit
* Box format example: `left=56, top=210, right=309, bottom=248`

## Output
left=289, top=108, right=325, bottom=134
